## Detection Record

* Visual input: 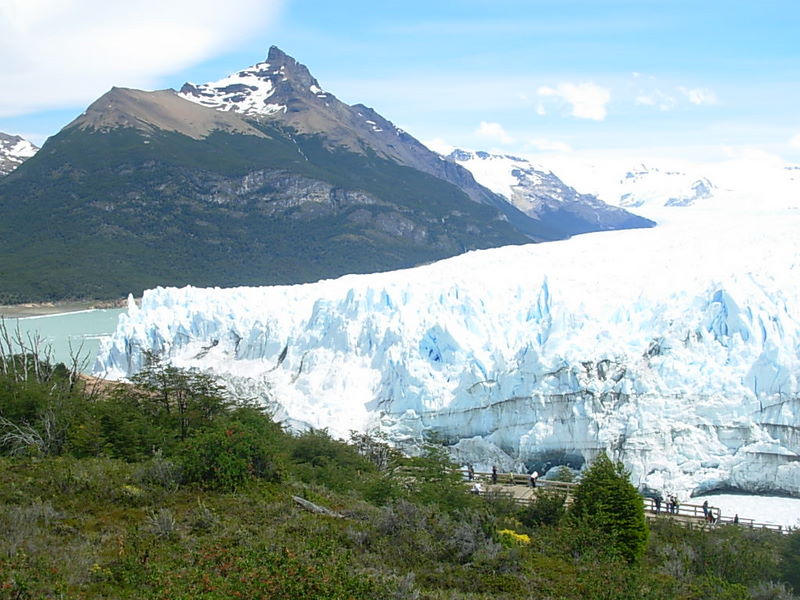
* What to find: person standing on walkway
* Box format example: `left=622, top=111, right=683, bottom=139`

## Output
left=530, top=471, right=539, bottom=488
left=467, top=464, right=474, bottom=481
left=491, top=465, right=498, bottom=484
left=703, top=500, right=709, bottom=521
left=654, top=495, right=661, bottom=514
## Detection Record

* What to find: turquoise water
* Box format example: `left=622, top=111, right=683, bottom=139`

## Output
left=2, top=308, right=126, bottom=373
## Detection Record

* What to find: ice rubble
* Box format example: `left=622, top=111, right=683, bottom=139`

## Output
left=95, top=203, right=800, bottom=499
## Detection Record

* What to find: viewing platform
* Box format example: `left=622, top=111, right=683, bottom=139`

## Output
left=462, top=469, right=788, bottom=533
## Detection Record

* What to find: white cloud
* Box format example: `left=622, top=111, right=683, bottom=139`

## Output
left=528, top=138, right=572, bottom=152
left=476, top=121, right=514, bottom=144
left=537, top=82, right=610, bottom=121
left=789, top=134, right=800, bottom=149
left=635, top=89, right=677, bottom=111
left=679, top=87, right=718, bottom=105
left=0, top=0, right=283, bottom=117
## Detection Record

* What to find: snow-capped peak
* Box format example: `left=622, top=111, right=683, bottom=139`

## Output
left=0, top=132, right=38, bottom=176
left=178, top=46, right=323, bottom=117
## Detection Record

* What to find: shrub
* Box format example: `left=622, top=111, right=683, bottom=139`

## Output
left=146, top=508, right=178, bottom=539
left=497, top=528, right=531, bottom=547
left=518, top=487, right=568, bottom=528
left=179, top=421, right=284, bottom=491
left=289, top=428, right=377, bottom=494
left=134, top=450, right=182, bottom=492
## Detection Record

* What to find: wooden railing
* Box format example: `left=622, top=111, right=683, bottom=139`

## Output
left=463, top=469, right=578, bottom=491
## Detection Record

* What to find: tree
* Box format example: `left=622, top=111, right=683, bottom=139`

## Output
left=570, top=452, right=649, bottom=563
left=780, top=529, right=800, bottom=593
left=128, top=351, right=230, bottom=441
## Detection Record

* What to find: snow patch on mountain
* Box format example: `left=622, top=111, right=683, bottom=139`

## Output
left=447, top=150, right=541, bottom=201
left=0, top=132, right=38, bottom=176
left=95, top=199, right=800, bottom=500
left=179, top=60, right=286, bottom=115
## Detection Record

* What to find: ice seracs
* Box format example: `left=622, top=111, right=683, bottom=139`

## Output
left=95, top=192, right=800, bottom=501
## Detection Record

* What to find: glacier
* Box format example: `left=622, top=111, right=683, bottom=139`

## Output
left=94, top=200, right=800, bottom=501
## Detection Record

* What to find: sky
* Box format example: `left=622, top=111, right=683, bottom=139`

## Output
left=2, top=0, right=799, bottom=165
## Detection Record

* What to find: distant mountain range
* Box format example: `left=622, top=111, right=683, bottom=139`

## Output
left=448, top=150, right=655, bottom=235
left=0, top=47, right=651, bottom=303
left=0, top=133, right=38, bottom=176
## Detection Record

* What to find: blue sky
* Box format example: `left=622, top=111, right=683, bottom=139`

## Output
left=2, top=0, right=799, bottom=163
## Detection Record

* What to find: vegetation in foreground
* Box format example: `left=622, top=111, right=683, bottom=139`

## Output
left=1, top=342, right=798, bottom=599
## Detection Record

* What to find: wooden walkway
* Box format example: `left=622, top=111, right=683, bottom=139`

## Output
left=463, top=469, right=787, bottom=533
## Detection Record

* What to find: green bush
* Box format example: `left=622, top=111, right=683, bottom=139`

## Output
left=780, top=530, right=800, bottom=593
left=179, top=421, right=284, bottom=491
left=518, top=488, right=568, bottom=528
left=288, top=428, right=378, bottom=495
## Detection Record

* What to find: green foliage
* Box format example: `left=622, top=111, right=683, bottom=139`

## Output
left=688, top=576, right=750, bottom=600
left=179, top=420, right=285, bottom=491
left=148, top=541, right=392, bottom=600
left=288, top=428, right=379, bottom=495
left=400, top=448, right=479, bottom=512
left=570, top=452, right=649, bottom=564
left=128, top=351, right=231, bottom=442
left=781, top=530, right=800, bottom=593
left=518, top=487, right=568, bottom=527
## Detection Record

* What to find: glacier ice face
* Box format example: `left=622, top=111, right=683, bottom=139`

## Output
left=95, top=206, right=800, bottom=500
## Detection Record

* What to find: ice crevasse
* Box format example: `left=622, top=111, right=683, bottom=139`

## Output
left=95, top=211, right=800, bottom=499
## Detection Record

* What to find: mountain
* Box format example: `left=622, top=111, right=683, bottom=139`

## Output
left=617, top=165, right=715, bottom=208
left=0, top=47, right=563, bottom=303
left=448, top=150, right=655, bottom=235
left=178, top=47, right=556, bottom=240
left=0, top=132, right=38, bottom=176
left=95, top=194, right=800, bottom=500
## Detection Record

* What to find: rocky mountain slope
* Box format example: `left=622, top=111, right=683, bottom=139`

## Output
left=178, top=47, right=559, bottom=240
left=448, top=150, right=655, bottom=235
left=0, top=132, right=38, bottom=176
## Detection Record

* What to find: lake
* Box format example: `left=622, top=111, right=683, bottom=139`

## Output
left=1, top=308, right=126, bottom=373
